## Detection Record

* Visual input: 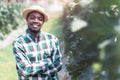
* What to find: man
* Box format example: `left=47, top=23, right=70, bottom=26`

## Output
left=12, top=5, right=62, bottom=80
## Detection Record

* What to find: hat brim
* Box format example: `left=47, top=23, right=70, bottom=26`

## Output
left=22, top=8, right=48, bottom=22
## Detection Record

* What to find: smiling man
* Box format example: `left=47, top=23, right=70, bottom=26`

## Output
left=12, top=5, right=62, bottom=80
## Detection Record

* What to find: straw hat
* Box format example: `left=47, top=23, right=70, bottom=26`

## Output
left=22, top=5, right=48, bottom=22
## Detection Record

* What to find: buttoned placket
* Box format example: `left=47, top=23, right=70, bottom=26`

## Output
left=34, top=33, right=43, bottom=62
left=35, top=38, right=38, bottom=62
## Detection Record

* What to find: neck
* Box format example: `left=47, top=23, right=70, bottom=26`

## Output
left=28, top=29, right=40, bottom=38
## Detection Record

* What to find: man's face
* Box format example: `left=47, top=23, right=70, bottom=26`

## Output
left=27, top=11, right=44, bottom=33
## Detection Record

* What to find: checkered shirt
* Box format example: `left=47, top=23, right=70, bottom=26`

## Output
left=12, top=30, right=62, bottom=80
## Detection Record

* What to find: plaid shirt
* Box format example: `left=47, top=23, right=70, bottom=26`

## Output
left=12, top=30, right=62, bottom=80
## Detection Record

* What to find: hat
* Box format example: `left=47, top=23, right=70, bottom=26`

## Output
left=22, top=5, right=48, bottom=22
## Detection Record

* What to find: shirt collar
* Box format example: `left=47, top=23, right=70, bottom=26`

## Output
left=25, top=29, right=42, bottom=42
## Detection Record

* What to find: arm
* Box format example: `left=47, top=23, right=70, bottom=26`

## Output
left=12, top=41, right=50, bottom=77
left=43, top=37, right=62, bottom=75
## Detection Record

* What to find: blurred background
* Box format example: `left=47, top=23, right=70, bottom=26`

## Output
left=0, top=0, right=120, bottom=80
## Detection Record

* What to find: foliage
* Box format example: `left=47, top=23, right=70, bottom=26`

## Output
left=62, top=0, right=120, bottom=80
left=0, top=4, right=24, bottom=40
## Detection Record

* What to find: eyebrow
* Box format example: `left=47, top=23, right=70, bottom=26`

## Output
left=26, top=11, right=44, bottom=21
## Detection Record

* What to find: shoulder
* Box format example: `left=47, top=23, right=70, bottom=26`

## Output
left=12, top=33, right=26, bottom=45
left=41, top=32, right=58, bottom=40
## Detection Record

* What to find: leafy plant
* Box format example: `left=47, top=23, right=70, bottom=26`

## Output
left=62, top=0, right=120, bottom=80
left=0, top=4, right=24, bottom=40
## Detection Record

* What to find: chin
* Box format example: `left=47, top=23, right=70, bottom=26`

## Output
left=29, top=28, right=40, bottom=33
left=33, top=30, right=40, bottom=33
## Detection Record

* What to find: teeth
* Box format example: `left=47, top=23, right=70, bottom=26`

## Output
left=33, top=24, right=38, bottom=27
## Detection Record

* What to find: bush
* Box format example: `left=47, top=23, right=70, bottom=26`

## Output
left=62, top=0, right=120, bottom=80
left=0, top=4, right=24, bottom=40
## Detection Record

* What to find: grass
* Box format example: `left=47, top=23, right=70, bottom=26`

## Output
left=0, top=16, right=62, bottom=80
left=0, top=44, right=18, bottom=80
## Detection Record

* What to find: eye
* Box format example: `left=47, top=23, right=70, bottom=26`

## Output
left=38, top=17, right=44, bottom=21
left=29, top=15, right=35, bottom=19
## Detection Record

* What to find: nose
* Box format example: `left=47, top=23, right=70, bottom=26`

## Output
left=34, top=18, right=39, bottom=22
left=33, top=18, right=43, bottom=24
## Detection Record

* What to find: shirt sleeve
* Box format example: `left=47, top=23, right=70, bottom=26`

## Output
left=43, top=37, right=62, bottom=76
left=12, top=41, right=50, bottom=77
